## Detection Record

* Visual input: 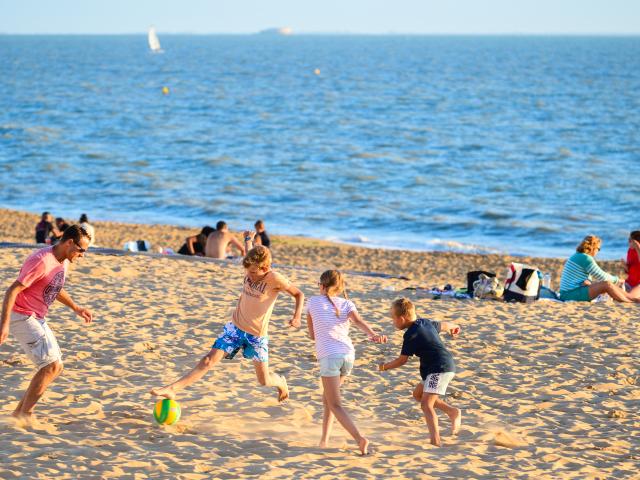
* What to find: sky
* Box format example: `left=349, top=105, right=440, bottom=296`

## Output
left=1, top=0, right=639, bottom=35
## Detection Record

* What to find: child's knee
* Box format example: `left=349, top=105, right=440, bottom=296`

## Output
left=200, top=354, right=215, bottom=369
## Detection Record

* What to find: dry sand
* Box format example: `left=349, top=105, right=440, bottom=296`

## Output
left=1, top=208, right=638, bottom=479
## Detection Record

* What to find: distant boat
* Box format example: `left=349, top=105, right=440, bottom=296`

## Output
left=148, top=26, right=163, bottom=53
left=258, top=27, right=293, bottom=36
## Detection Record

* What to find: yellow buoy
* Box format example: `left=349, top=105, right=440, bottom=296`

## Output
left=314, top=68, right=321, bottom=75
left=162, top=86, right=170, bottom=95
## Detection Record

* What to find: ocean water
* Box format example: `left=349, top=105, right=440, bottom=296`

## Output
left=1, top=35, right=639, bottom=258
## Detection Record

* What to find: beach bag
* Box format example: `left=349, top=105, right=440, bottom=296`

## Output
left=467, top=270, right=496, bottom=297
left=123, top=240, right=151, bottom=252
left=503, top=263, right=541, bottom=303
left=473, top=274, right=504, bottom=300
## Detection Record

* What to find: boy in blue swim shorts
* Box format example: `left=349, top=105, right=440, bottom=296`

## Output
left=151, top=236, right=304, bottom=403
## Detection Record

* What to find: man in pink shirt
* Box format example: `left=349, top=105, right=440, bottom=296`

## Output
left=0, top=225, right=93, bottom=421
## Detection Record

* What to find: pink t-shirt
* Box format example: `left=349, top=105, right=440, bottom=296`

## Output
left=13, top=247, right=68, bottom=320
left=306, top=295, right=357, bottom=359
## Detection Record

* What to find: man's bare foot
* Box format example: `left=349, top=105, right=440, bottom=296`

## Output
left=11, top=411, right=35, bottom=428
left=319, top=440, right=329, bottom=448
left=150, top=386, right=176, bottom=400
left=430, top=438, right=441, bottom=447
left=358, top=437, right=370, bottom=455
left=277, top=376, right=289, bottom=402
left=449, top=408, right=462, bottom=435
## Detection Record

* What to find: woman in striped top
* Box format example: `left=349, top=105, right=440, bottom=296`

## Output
left=559, top=235, right=637, bottom=302
left=306, top=270, right=387, bottom=455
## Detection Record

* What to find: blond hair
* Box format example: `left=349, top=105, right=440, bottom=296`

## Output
left=319, top=270, right=348, bottom=317
left=576, top=235, right=601, bottom=256
left=242, top=245, right=272, bottom=269
left=391, top=297, right=415, bottom=318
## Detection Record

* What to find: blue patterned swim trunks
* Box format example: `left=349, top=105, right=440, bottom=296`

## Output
left=212, top=322, right=269, bottom=362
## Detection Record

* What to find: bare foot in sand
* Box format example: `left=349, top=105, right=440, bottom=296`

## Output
left=319, top=440, right=329, bottom=448
left=150, top=386, right=176, bottom=400
left=277, top=377, right=289, bottom=402
left=449, top=407, right=462, bottom=435
left=358, top=437, right=370, bottom=455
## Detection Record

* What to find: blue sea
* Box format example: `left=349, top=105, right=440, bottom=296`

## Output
left=1, top=35, right=639, bottom=258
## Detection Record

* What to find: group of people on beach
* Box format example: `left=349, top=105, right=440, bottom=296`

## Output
left=34, top=212, right=95, bottom=248
left=2, top=224, right=639, bottom=454
left=177, top=219, right=270, bottom=259
left=1, top=224, right=461, bottom=453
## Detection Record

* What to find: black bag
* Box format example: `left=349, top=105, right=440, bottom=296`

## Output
left=467, top=270, right=496, bottom=297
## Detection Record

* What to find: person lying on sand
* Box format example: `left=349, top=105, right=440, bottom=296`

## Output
left=379, top=298, right=461, bottom=447
left=151, top=240, right=304, bottom=405
left=306, top=270, right=386, bottom=455
left=559, top=235, right=638, bottom=303
left=204, top=221, right=245, bottom=259
left=0, top=226, right=93, bottom=422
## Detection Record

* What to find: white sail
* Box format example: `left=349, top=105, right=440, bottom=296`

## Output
left=148, top=26, right=162, bottom=53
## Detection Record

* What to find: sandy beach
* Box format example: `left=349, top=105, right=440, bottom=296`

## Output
left=0, top=208, right=638, bottom=479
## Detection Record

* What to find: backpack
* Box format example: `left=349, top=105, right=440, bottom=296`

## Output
left=503, top=263, right=541, bottom=303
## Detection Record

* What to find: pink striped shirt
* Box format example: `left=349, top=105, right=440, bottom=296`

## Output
left=307, top=295, right=357, bottom=359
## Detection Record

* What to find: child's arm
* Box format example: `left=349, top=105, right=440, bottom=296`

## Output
left=379, top=355, right=409, bottom=372
left=437, top=321, right=461, bottom=337
left=243, top=230, right=255, bottom=253
left=347, top=311, right=387, bottom=343
left=306, top=312, right=315, bottom=340
left=282, top=284, right=304, bottom=328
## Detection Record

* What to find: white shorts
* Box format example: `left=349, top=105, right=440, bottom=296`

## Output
left=10, top=312, right=62, bottom=370
left=319, top=354, right=355, bottom=377
left=422, top=372, right=455, bottom=396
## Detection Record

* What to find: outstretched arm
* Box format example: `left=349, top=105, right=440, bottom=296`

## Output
left=243, top=230, right=255, bottom=254
left=348, top=311, right=387, bottom=343
left=283, top=284, right=304, bottom=328
left=1, top=281, right=26, bottom=345
left=56, top=288, right=92, bottom=324
left=379, top=355, right=409, bottom=372
left=438, top=321, right=461, bottom=337
left=229, top=235, right=246, bottom=257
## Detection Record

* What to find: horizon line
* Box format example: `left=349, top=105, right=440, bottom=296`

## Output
left=1, top=31, right=640, bottom=36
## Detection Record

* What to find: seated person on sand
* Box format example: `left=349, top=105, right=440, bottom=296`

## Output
left=177, top=226, right=214, bottom=256
left=621, top=231, right=640, bottom=299
left=558, top=235, right=637, bottom=303
left=253, top=220, right=271, bottom=248
left=204, top=221, right=245, bottom=259
left=35, top=212, right=61, bottom=244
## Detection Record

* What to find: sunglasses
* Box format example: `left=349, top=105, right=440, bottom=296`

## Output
left=73, top=240, right=87, bottom=253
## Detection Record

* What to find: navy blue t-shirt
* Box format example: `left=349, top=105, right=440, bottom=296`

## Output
left=401, top=318, right=455, bottom=379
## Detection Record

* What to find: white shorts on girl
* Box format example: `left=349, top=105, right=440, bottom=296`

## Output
left=10, top=312, right=62, bottom=370
left=319, top=353, right=355, bottom=377
left=422, top=371, right=455, bottom=395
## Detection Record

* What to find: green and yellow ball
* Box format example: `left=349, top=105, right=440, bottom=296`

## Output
left=153, top=399, right=181, bottom=425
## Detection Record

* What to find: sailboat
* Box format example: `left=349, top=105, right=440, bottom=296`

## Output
left=148, top=26, right=163, bottom=53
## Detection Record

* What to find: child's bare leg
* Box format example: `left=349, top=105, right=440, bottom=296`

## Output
left=320, top=391, right=335, bottom=447
left=421, top=393, right=441, bottom=446
left=434, top=398, right=461, bottom=435
left=322, top=376, right=369, bottom=455
left=253, top=360, right=289, bottom=402
left=320, top=375, right=345, bottom=447
left=150, top=348, right=225, bottom=399
left=412, top=382, right=424, bottom=402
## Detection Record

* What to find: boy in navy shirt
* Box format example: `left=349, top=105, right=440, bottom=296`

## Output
left=379, top=298, right=461, bottom=446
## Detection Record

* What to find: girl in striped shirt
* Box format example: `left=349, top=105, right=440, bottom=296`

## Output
left=306, top=270, right=386, bottom=455
left=559, top=235, right=637, bottom=302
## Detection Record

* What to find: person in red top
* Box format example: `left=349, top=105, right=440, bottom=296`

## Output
left=0, top=225, right=93, bottom=421
left=623, top=231, right=640, bottom=299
